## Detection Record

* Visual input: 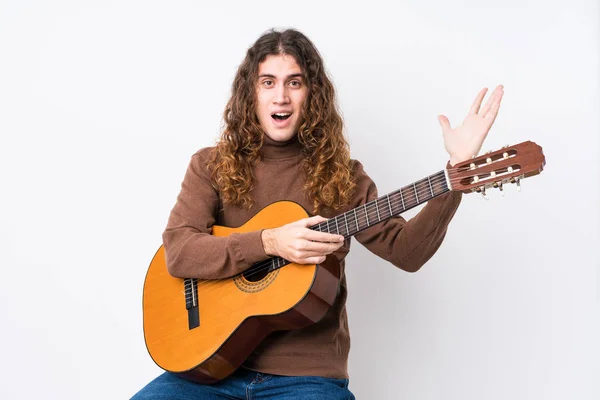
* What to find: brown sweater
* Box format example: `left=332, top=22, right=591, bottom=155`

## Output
left=162, top=135, right=462, bottom=379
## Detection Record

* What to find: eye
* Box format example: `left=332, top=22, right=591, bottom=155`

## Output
left=262, top=80, right=274, bottom=87
left=289, top=80, right=302, bottom=87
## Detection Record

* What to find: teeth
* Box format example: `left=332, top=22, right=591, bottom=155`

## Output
left=274, top=113, right=291, bottom=117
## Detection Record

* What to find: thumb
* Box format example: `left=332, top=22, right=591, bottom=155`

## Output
left=438, top=115, right=451, bottom=133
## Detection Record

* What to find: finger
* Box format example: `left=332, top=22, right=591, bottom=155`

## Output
left=437, top=115, right=451, bottom=133
left=479, top=85, right=504, bottom=117
left=299, top=215, right=329, bottom=227
left=303, top=229, right=344, bottom=243
left=300, top=240, right=344, bottom=254
left=299, top=255, right=327, bottom=265
left=468, top=87, right=488, bottom=116
left=483, top=88, right=504, bottom=120
left=295, top=251, right=336, bottom=263
left=483, top=100, right=501, bottom=124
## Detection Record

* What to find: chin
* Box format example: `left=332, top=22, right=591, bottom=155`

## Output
left=264, top=130, right=296, bottom=142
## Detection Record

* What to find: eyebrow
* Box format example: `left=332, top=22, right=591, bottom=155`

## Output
left=258, top=73, right=303, bottom=79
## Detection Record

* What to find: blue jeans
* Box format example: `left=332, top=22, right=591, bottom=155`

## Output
left=131, top=368, right=355, bottom=399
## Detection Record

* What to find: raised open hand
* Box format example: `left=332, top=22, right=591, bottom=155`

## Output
left=438, top=85, right=504, bottom=166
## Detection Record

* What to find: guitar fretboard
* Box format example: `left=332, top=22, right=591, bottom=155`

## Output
left=259, top=170, right=450, bottom=272
left=312, top=170, right=449, bottom=237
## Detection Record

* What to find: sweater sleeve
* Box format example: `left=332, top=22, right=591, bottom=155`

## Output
left=161, top=148, right=269, bottom=279
left=353, top=160, right=463, bottom=273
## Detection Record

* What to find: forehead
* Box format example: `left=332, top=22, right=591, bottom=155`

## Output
left=257, top=54, right=303, bottom=77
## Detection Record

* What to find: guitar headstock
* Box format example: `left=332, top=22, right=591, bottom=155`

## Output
left=447, top=141, right=545, bottom=194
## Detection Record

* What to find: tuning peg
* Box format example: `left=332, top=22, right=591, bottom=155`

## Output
left=497, top=181, right=504, bottom=196
left=516, top=178, right=521, bottom=192
left=480, top=186, right=489, bottom=200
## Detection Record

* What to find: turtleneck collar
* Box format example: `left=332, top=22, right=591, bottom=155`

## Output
left=259, top=134, right=303, bottom=160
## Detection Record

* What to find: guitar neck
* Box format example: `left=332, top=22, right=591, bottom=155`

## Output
left=256, top=169, right=451, bottom=273
left=311, top=169, right=450, bottom=237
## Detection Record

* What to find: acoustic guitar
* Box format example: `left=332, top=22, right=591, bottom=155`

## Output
left=142, top=141, right=545, bottom=383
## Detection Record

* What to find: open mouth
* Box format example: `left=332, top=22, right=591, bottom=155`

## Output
left=271, top=113, right=291, bottom=121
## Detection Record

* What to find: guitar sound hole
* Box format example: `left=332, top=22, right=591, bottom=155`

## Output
left=242, top=268, right=269, bottom=282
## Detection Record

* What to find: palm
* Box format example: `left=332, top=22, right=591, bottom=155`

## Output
left=438, top=85, right=504, bottom=166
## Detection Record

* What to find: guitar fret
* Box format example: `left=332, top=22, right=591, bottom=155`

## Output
left=354, top=210, right=359, bottom=232
left=413, top=182, right=419, bottom=203
left=375, top=200, right=380, bottom=221
left=343, top=213, right=349, bottom=236
left=427, top=176, right=434, bottom=198
left=400, top=189, right=405, bottom=210
left=335, top=217, right=339, bottom=234
left=364, top=204, right=369, bottom=226
left=386, top=194, right=393, bottom=216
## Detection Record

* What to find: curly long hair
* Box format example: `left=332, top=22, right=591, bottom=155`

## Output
left=208, top=28, right=356, bottom=213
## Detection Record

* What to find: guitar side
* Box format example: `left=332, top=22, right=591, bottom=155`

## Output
left=142, top=201, right=341, bottom=383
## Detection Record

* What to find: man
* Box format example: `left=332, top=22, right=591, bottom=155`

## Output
left=132, top=28, right=503, bottom=399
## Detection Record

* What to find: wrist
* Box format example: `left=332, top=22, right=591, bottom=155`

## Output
left=261, top=229, right=278, bottom=256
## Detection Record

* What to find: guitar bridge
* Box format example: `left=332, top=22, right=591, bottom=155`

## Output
left=184, top=278, right=200, bottom=329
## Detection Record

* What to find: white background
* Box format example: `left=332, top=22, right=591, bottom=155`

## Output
left=1, top=1, right=598, bottom=399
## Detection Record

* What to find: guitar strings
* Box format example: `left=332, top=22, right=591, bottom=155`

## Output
left=185, top=167, right=518, bottom=298
left=184, top=171, right=491, bottom=297
left=183, top=161, right=525, bottom=298
left=184, top=173, right=461, bottom=297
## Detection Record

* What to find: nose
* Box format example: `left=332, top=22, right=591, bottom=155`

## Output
left=273, top=84, right=290, bottom=105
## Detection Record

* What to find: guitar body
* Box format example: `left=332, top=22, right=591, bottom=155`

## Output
left=142, top=201, right=341, bottom=384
